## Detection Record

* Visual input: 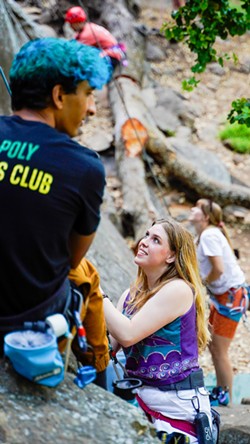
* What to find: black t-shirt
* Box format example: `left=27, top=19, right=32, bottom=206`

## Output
left=0, top=116, right=105, bottom=316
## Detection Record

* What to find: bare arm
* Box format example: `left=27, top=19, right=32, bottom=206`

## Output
left=69, top=230, right=96, bottom=269
left=103, top=280, right=193, bottom=348
left=104, top=289, right=129, bottom=354
left=205, top=256, right=224, bottom=284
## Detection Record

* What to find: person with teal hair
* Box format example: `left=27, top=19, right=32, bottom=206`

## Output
left=0, top=37, right=111, bottom=388
left=10, top=37, right=112, bottom=113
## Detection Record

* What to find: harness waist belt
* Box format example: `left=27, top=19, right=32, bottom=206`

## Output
left=158, top=369, right=204, bottom=391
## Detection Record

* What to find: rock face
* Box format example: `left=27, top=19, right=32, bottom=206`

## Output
left=217, top=404, right=250, bottom=444
left=0, top=0, right=50, bottom=115
left=0, top=359, right=158, bottom=444
left=86, top=215, right=137, bottom=304
left=170, top=140, right=232, bottom=184
left=1, top=358, right=250, bottom=444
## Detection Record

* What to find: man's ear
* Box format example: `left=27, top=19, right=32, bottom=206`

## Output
left=166, top=254, right=175, bottom=264
left=52, top=84, right=64, bottom=110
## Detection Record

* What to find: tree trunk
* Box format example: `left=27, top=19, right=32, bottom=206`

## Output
left=89, top=0, right=157, bottom=239
left=109, top=77, right=160, bottom=240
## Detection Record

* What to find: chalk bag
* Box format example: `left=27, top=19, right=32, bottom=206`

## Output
left=4, top=330, right=64, bottom=387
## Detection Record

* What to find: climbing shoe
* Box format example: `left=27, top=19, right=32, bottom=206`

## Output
left=209, top=386, right=230, bottom=406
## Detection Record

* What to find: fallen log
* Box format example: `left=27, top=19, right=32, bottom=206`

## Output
left=97, top=0, right=250, bottom=217
left=109, top=78, right=161, bottom=240
left=110, top=77, right=250, bottom=214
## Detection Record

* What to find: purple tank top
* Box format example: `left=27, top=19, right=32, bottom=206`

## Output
left=122, top=294, right=200, bottom=386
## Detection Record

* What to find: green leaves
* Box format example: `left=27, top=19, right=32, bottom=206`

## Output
left=162, top=0, right=250, bottom=125
left=182, top=76, right=200, bottom=91
left=163, top=0, right=249, bottom=73
left=228, top=99, right=250, bottom=127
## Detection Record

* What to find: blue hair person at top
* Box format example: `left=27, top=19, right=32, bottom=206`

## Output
left=10, top=37, right=112, bottom=111
left=0, top=37, right=112, bottom=389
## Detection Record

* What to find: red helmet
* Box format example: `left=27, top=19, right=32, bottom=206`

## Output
left=65, top=6, right=87, bottom=24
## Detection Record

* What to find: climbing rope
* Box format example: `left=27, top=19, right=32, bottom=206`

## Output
left=0, top=67, right=12, bottom=96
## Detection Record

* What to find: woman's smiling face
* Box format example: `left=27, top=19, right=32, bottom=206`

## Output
left=135, top=224, right=174, bottom=271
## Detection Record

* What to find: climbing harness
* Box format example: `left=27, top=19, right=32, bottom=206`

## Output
left=208, top=286, right=249, bottom=324
left=137, top=394, right=197, bottom=438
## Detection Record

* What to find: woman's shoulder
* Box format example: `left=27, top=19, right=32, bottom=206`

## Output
left=200, top=226, right=222, bottom=240
left=157, top=279, right=194, bottom=317
left=161, top=278, right=193, bottom=297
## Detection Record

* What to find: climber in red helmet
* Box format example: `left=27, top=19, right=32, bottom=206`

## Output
left=65, top=6, right=127, bottom=71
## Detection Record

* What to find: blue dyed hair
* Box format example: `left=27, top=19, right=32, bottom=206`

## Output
left=10, top=37, right=112, bottom=110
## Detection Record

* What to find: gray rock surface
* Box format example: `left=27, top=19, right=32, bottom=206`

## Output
left=151, top=107, right=180, bottom=133
left=83, top=131, right=113, bottom=153
left=170, top=139, right=232, bottom=184
left=146, top=42, right=166, bottom=61
left=86, top=215, right=137, bottom=304
left=0, top=0, right=52, bottom=115
left=0, top=359, right=158, bottom=444
left=1, top=358, right=250, bottom=444
left=217, top=404, right=250, bottom=444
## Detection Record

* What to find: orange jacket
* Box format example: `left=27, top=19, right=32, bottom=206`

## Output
left=59, top=258, right=109, bottom=373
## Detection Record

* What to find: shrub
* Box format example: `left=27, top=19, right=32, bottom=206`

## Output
left=219, top=122, right=250, bottom=153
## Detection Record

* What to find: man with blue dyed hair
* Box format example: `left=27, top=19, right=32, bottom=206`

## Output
left=0, top=38, right=111, bottom=388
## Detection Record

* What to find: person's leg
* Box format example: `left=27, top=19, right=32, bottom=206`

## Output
left=68, top=259, right=109, bottom=389
left=208, top=303, right=239, bottom=401
left=208, top=333, right=233, bottom=400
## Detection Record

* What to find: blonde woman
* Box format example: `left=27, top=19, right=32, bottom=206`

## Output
left=103, top=218, right=212, bottom=443
left=189, top=199, right=246, bottom=404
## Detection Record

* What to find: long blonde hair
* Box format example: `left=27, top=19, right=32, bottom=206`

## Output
left=128, top=217, right=210, bottom=353
left=197, top=198, right=233, bottom=250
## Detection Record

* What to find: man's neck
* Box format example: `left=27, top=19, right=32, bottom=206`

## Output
left=14, top=108, right=54, bottom=127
